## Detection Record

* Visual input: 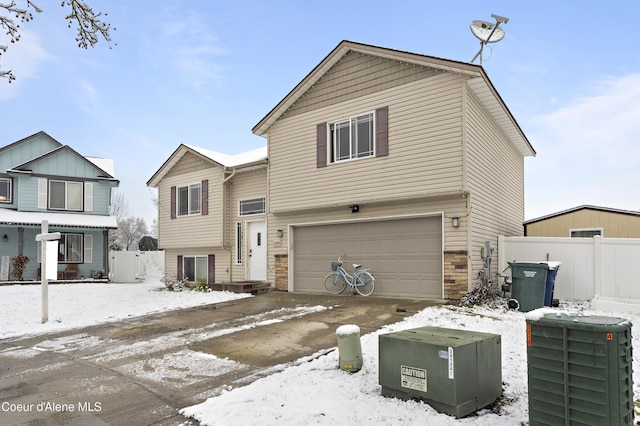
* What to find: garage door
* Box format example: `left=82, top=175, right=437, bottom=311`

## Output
left=292, top=216, right=442, bottom=298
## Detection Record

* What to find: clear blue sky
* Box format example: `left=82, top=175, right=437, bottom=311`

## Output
left=1, top=1, right=639, bottom=226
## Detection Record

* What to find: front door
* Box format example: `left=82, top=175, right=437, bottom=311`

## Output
left=247, top=220, right=267, bottom=281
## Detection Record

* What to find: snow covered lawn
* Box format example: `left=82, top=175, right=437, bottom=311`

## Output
left=0, top=281, right=251, bottom=339
left=1, top=278, right=638, bottom=425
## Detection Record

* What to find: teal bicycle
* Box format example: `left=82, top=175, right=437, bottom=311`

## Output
left=323, top=256, right=375, bottom=296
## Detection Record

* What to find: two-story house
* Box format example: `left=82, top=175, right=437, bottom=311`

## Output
left=150, top=40, right=535, bottom=299
left=147, top=144, right=268, bottom=286
left=0, top=131, right=119, bottom=281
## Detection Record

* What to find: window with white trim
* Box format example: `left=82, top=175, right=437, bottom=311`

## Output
left=235, top=222, right=243, bottom=264
left=59, top=233, right=83, bottom=263
left=0, top=178, right=11, bottom=203
left=177, top=183, right=201, bottom=216
left=239, top=197, right=266, bottom=216
left=49, top=180, right=83, bottom=211
left=329, top=112, right=374, bottom=163
left=183, top=255, right=207, bottom=281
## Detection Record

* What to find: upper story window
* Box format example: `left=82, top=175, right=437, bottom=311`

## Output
left=178, top=183, right=201, bottom=216
left=49, top=180, right=83, bottom=211
left=317, top=107, right=387, bottom=168
left=329, top=112, right=374, bottom=163
left=0, top=178, right=12, bottom=203
left=170, top=180, right=208, bottom=219
left=239, top=197, right=266, bottom=216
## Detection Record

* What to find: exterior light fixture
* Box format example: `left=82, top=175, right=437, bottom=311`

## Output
left=350, top=204, right=360, bottom=213
left=2, top=234, right=7, bottom=242
left=276, top=229, right=284, bottom=238
left=452, top=217, right=460, bottom=228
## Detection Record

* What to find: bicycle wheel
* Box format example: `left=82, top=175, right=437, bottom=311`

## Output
left=323, top=272, right=348, bottom=294
left=354, top=271, right=375, bottom=296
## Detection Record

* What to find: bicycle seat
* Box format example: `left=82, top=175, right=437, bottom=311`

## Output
left=353, top=264, right=362, bottom=269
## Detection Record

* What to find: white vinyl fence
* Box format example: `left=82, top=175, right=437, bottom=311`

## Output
left=498, top=235, right=640, bottom=313
left=109, top=251, right=165, bottom=283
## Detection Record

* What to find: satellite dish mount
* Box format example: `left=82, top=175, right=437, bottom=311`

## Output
left=470, top=14, right=509, bottom=65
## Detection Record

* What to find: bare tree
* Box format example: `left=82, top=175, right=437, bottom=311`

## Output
left=117, top=216, right=148, bottom=251
left=0, top=0, right=114, bottom=82
left=109, top=191, right=152, bottom=250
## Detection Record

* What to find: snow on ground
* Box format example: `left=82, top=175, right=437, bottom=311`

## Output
left=182, top=301, right=640, bottom=426
left=1, top=275, right=639, bottom=425
left=0, top=269, right=251, bottom=339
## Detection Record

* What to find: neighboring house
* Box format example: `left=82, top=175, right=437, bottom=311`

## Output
left=150, top=40, right=535, bottom=299
left=0, top=131, right=119, bottom=280
left=147, top=144, right=267, bottom=285
left=524, top=205, right=640, bottom=238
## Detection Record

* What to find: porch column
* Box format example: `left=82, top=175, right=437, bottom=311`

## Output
left=17, top=227, right=24, bottom=256
left=103, top=230, right=109, bottom=278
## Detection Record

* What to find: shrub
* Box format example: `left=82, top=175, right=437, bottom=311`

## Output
left=11, top=255, right=29, bottom=281
left=161, top=275, right=188, bottom=292
left=195, top=278, right=210, bottom=292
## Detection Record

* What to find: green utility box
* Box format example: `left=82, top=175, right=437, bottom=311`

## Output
left=509, top=262, right=549, bottom=312
left=526, top=313, right=633, bottom=425
left=379, top=326, right=502, bottom=418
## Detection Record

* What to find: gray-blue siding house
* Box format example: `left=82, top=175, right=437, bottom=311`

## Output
left=0, top=131, right=119, bottom=281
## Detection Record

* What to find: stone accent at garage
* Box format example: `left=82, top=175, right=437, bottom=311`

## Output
left=274, top=254, right=288, bottom=291
left=444, top=250, right=468, bottom=300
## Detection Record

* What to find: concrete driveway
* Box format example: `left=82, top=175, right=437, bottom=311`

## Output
left=0, top=292, right=443, bottom=425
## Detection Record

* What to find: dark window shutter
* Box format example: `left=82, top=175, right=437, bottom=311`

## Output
left=208, top=254, right=215, bottom=284
left=177, top=255, right=183, bottom=280
left=201, top=179, right=209, bottom=215
left=375, top=106, right=389, bottom=157
left=317, top=122, right=327, bottom=168
left=170, top=186, right=176, bottom=219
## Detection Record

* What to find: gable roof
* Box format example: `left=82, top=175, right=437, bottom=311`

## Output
left=147, top=144, right=267, bottom=188
left=0, top=131, right=63, bottom=154
left=524, top=205, right=640, bottom=225
left=7, top=145, right=118, bottom=181
left=252, top=40, right=535, bottom=158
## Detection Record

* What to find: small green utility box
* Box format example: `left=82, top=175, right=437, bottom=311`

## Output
left=379, top=326, right=502, bottom=418
left=526, top=313, right=633, bottom=425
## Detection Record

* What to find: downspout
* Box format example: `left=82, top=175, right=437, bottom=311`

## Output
left=223, top=169, right=236, bottom=282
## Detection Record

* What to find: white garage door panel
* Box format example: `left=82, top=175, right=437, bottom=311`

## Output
left=293, top=216, right=442, bottom=298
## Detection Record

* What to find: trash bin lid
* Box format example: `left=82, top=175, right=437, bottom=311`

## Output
left=509, top=261, right=561, bottom=270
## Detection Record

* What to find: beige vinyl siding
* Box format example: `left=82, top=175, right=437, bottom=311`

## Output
left=526, top=210, right=640, bottom=238
left=281, top=51, right=441, bottom=119
left=157, top=166, right=223, bottom=250
left=465, top=87, right=525, bottom=282
left=268, top=72, right=465, bottom=213
left=228, top=168, right=267, bottom=281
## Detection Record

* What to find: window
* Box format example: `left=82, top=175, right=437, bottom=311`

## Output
left=59, top=233, right=83, bottom=263
left=183, top=256, right=208, bottom=281
left=329, top=112, right=374, bottom=162
left=177, top=183, right=201, bottom=216
left=239, top=197, right=266, bottom=216
left=0, top=178, right=11, bottom=203
left=235, top=222, right=243, bottom=264
left=49, top=180, right=83, bottom=211
left=570, top=228, right=603, bottom=238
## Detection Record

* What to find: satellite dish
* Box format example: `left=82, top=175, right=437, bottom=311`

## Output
left=470, top=20, right=505, bottom=43
left=470, top=14, right=509, bottom=65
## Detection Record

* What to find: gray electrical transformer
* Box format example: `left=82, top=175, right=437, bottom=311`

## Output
left=379, top=326, right=502, bottom=418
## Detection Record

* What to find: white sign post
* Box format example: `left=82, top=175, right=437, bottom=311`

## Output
left=35, top=220, right=61, bottom=324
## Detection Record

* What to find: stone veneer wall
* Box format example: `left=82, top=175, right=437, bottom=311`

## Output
left=444, top=250, right=468, bottom=300
left=274, top=254, right=288, bottom=291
